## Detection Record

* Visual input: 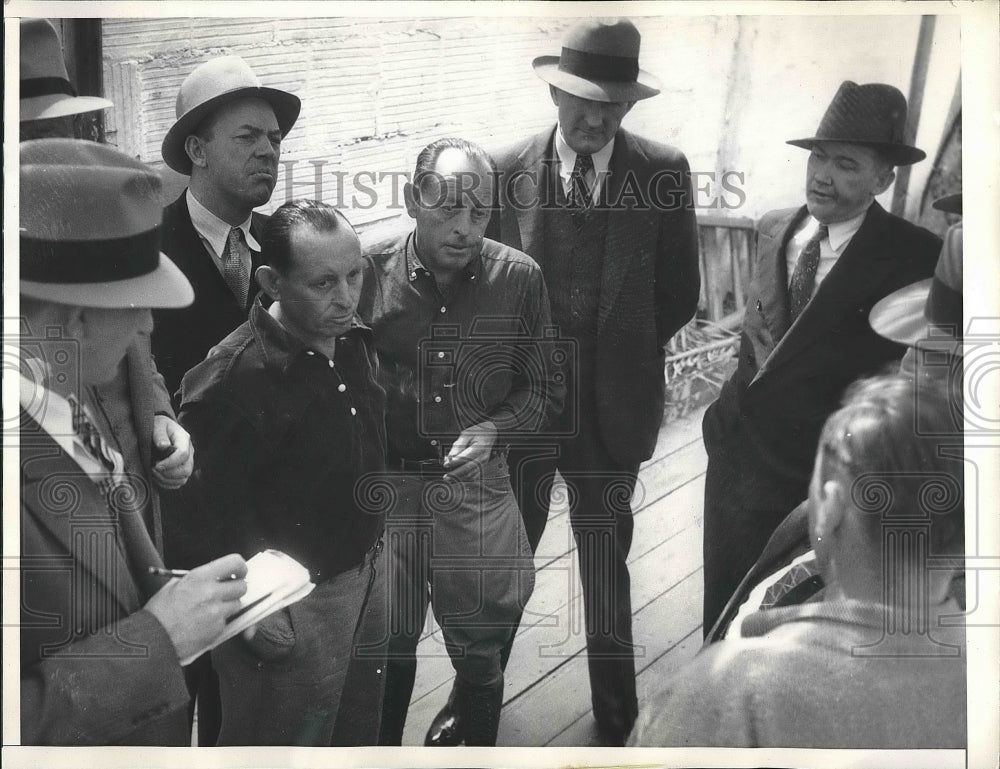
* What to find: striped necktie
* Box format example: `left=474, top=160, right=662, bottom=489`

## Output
left=223, top=226, right=250, bottom=308
left=68, top=393, right=124, bottom=495
left=570, top=153, right=595, bottom=227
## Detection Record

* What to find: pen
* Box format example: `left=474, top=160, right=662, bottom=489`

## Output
left=147, top=566, right=241, bottom=581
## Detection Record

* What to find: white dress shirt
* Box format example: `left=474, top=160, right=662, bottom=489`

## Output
left=786, top=208, right=867, bottom=289
left=554, top=125, right=615, bottom=205
left=186, top=188, right=259, bottom=287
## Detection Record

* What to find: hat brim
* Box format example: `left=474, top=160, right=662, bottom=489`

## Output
left=20, top=94, right=113, bottom=122
left=161, top=86, right=301, bottom=174
left=786, top=137, right=926, bottom=166
left=20, top=252, right=194, bottom=309
left=932, top=193, right=962, bottom=214
left=533, top=57, right=660, bottom=102
left=869, top=278, right=933, bottom=347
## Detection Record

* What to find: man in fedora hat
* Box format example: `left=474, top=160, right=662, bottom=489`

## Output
left=20, top=16, right=197, bottom=558
left=424, top=18, right=699, bottom=746
left=19, top=138, right=249, bottom=745
left=151, top=56, right=299, bottom=743
left=151, top=55, right=301, bottom=398
left=701, top=81, right=942, bottom=636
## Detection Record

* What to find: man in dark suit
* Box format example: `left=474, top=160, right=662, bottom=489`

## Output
left=701, top=81, right=942, bottom=635
left=426, top=19, right=699, bottom=746
left=151, top=55, right=300, bottom=744
left=19, top=17, right=195, bottom=546
left=152, top=55, right=301, bottom=398
left=19, top=138, right=248, bottom=745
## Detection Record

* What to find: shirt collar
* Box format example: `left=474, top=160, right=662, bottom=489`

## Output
left=249, top=297, right=370, bottom=374
left=554, top=125, right=615, bottom=184
left=404, top=230, right=481, bottom=284
left=799, top=207, right=868, bottom=252
left=186, top=188, right=260, bottom=256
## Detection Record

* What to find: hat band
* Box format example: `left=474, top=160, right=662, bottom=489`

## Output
left=21, top=77, right=78, bottom=99
left=558, top=47, right=639, bottom=84
left=21, top=229, right=161, bottom=284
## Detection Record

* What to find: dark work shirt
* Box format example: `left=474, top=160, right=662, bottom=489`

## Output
left=174, top=299, right=386, bottom=582
left=358, top=231, right=565, bottom=459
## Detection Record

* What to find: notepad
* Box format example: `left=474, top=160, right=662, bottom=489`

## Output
left=178, top=549, right=315, bottom=666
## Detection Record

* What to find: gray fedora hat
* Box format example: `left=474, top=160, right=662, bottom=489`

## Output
left=787, top=81, right=925, bottom=166
left=20, top=139, right=193, bottom=309
left=20, top=19, right=113, bottom=121
left=533, top=19, right=660, bottom=103
left=161, top=55, right=301, bottom=174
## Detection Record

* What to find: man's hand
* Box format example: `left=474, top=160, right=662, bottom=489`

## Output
left=443, top=420, right=497, bottom=483
left=151, top=414, right=194, bottom=490
left=144, top=553, right=248, bottom=662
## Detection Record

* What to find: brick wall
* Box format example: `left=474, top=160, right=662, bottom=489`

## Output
left=101, top=13, right=960, bottom=230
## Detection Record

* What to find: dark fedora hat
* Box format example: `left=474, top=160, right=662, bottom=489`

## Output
left=161, top=55, right=300, bottom=175
left=20, top=139, right=194, bottom=309
left=787, top=81, right=925, bottom=166
left=533, top=19, right=660, bottom=103
left=20, top=18, right=113, bottom=121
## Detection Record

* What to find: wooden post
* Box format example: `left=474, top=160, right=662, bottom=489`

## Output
left=62, top=19, right=105, bottom=143
left=892, top=15, right=936, bottom=217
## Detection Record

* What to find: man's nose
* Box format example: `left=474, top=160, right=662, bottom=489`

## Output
left=255, top=136, right=278, bottom=158
left=452, top=210, right=474, bottom=237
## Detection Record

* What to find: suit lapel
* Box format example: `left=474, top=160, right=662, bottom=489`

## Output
left=512, top=129, right=554, bottom=261
left=20, top=419, right=144, bottom=613
left=753, top=208, right=806, bottom=349
left=599, top=130, right=654, bottom=331
left=756, top=203, right=899, bottom=377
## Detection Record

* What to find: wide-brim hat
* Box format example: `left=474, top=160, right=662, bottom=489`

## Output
left=533, top=19, right=660, bottom=103
left=20, top=18, right=113, bottom=121
left=870, top=223, right=963, bottom=351
left=161, top=55, right=301, bottom=174
left=933, top=192, right=962, bottom=215
left=20, top=139, right=194, bottom=309
left=787, top=81, right=925, bottom=166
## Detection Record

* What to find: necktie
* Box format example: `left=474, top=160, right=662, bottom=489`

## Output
left=569, top=153, right=594, bottom=227
left=69, top=392, right=123, bottom=495
left=788, top=224, right=828, bottom=323
left=223, top=226, right=250, bottom=308
left=69, top=392, right=164, bottom=596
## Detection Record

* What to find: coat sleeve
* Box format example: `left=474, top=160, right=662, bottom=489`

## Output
left=21, top=607, right=190, bottom=745
left=654, top=151, right=701, bottom=349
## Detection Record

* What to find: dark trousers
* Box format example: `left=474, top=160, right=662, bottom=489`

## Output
left=507, top=415, right=640, bottom=741
left=183, top=653, right=222, bottom=746
left=701, top=404, right=808, bottom=635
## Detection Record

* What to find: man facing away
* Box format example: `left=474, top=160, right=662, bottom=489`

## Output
left=701, top=81, right=942, bottom=634
left=430, top=18, right=699, bottom=746
left=19, top=139, right=248, bottom=745
left=632, top=373, right=966, bottom=748
left=174, top=201, right=388, bottom=745
left=360, top=137, right=565, bottom=746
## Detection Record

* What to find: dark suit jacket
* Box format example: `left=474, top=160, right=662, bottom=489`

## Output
left=704, top=202, right=941, bottom=493
left=152, top=191, right=267, bottom=399
left=20, top=415, right=190, bottom=745
left=488, top=127, right=700, bottom=466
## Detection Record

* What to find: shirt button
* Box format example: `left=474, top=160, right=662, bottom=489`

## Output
left=350, top=407, right=357, bottom=416
left=434, top=395, right=442, bottom=403
left=306, top=350, right=315, bottom=356
left=410, top=272, right=416, bottom=279
left=338, top=383, right=347, bottom=393
left=430, top=439, right=438, bottom=446
left=440, top=306, right=447, bottom=313
left=437, top=351, right=445, bottom=359
left=328, top=360, right=335, bottom=368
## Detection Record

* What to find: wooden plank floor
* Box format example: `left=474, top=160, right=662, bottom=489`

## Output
left=400, top=406, right=709, bottom=746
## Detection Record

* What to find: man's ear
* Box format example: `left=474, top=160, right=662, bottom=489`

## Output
left=623, top=101, right=636, bottom=118
left=62, top=305, right=86, bottom=340
left=255, top=265, right=281, bottom=300
left=185, top=134, right=209, bottom=169
left=549, top=85, right=562, bottom=107
left=403, top=181, right=420, bottom=220
left=873, top=166, right=896, bottom=196
left=813, top=478, right=847, bottom=542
